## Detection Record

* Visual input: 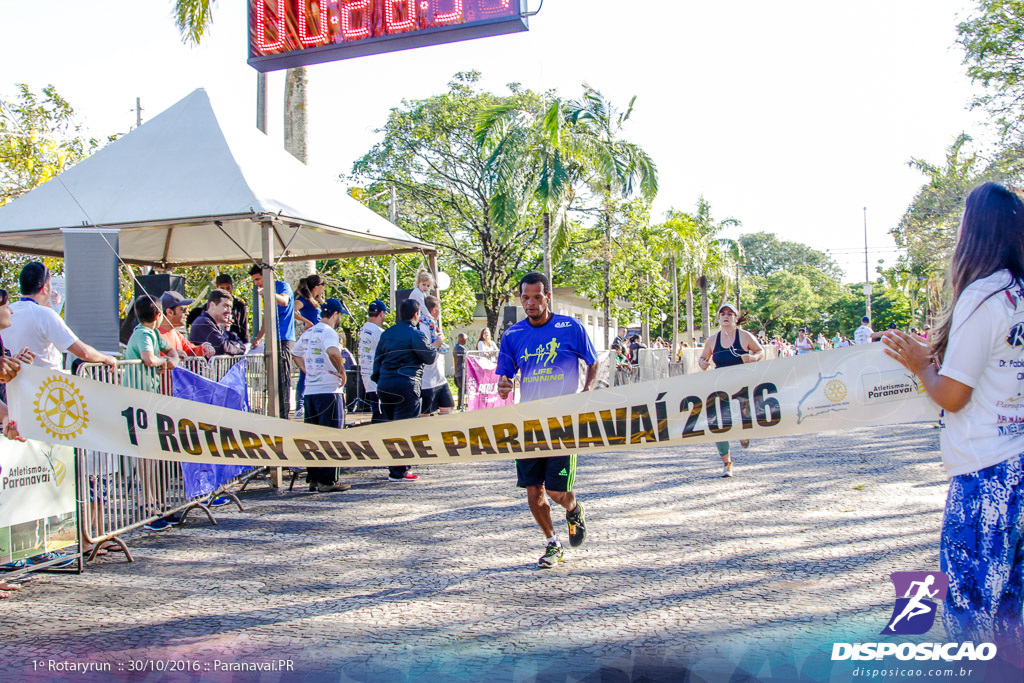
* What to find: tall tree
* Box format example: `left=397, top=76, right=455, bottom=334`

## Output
left=565, top=85, right=658, bottom=347
left=474, top=96, right=577, bottom=286
left=174, top=1, right=316, bottom=288
left=673, top=198, right=738, bottom=338
left=0, top=84, right=99, bottom=294
left=353, top=73, right=546, bottom=332
left=891, top=133, right=1024, bottom=321
left=958, top=0, right=1024, bottom=137
left=739, top=232, right=843, bottom=281
left=0, top=84, right=98, bottom=206
left=652, top=212, right=700, bottom=348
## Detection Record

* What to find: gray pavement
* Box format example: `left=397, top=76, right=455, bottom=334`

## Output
left=0, top=423, right=958, bottom=681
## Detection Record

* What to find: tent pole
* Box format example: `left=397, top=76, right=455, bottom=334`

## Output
left=262, top=220, right=282, bottom=488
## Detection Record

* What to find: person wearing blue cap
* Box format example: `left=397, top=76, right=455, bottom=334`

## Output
left=291, top=298, right=351, bottom=493
left=359, top=299, right=389, bottom=425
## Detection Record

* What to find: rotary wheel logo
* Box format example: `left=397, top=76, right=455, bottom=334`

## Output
left=33, top=376, right=89, bottom=441
left=824, top=379, right=848, bottom=403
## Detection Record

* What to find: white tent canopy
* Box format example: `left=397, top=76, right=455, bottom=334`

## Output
left=0, top=88, right=432, bottom=266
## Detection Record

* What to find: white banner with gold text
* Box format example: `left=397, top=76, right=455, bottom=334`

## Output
left=6, top=345, right=939, bottom=469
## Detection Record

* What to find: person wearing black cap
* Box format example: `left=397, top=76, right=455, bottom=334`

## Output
left=854, top=315, right=874, bottom=345
left=291, top=299, right=351, bottom=493
left=358, top=299, right=389, bottom=424
left=3, top=261, right=116, bottom=372
left=189, top=290, right=245, bottom=356
left=370, top=298, right=443, bottom=482
left=158, top=291, right=214, bottom=358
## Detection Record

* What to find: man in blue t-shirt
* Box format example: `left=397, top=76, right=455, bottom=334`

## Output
left=250, top=265, right=296, bottom=419
left=497, top=272, right=598, bottom=569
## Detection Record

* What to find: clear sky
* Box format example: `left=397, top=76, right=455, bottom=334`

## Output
left=1, top=0, right=989, bottom=282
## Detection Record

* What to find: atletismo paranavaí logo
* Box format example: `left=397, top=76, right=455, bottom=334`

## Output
left=832, top=572, right=997, bottom=663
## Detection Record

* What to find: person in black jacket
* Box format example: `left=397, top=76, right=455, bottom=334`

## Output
left=371, top=298, right=442, bottom=482
left=189, top=290, right=245, bottom=356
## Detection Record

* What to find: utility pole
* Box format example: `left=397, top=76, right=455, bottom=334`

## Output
left=863, top=206, right=872, bottom=319
left=135, top=97, right=142, bottom=128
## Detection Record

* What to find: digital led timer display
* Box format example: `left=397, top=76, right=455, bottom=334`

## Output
left=249, top=0, right=528, bottom=71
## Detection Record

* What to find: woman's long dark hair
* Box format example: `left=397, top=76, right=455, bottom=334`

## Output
left=933, top=182, right=1024, bottom=362
left=296, top=274, right=324, bottom=304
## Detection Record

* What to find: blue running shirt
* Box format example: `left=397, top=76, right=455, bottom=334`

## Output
left=496, top=314, right=598, bottom=403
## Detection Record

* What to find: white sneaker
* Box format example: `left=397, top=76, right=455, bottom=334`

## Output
left=294, top=408, right=305, bottom=419
left=722, top=462, right=733, bottom=478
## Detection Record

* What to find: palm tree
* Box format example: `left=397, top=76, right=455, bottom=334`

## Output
left=565, top=85, right=658, bottom=347
left=173, top=1, right=306, bottom=159
left=652, top=212, right=699, bottom=350
left=175, top=0, right=313, bottom=287
left=474, top=97, right=575, bottom=285
left=677, top=198, right=740, bottom=338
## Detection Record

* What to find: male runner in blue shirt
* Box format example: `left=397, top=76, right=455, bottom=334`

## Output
left=497, top=272, right=599, bottom=568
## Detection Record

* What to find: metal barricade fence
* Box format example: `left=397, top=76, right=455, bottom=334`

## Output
left=75, top=354, right=269, bottom=561
left=177, top=355, right=208, bottom=376
left=207, top=354, right=269, bottom=416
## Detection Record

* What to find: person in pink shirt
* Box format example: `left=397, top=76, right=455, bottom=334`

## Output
left=158, top=291, right=214, bottom=358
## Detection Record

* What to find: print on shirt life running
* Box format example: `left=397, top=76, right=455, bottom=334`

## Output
left=520, top=338, right=560, bottom=366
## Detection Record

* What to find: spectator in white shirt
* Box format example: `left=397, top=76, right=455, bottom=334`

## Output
left=2, top=262, right=116, bottom=372
left=358, top=299, right=389, bottom=424
left=854, top=316, right=874, bottom=345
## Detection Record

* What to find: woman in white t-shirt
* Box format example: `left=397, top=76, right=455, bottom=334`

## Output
left=884, top=182, right=1024, bottom=660
left=477, top=328, right=497, bottom=353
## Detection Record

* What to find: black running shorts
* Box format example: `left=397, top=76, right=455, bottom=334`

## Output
left=516, top=455, right=577, bottom=492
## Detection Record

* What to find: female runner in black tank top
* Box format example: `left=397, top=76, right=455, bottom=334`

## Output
left=697, top=303, right=765, bottom=477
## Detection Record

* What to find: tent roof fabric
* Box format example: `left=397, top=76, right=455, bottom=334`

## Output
left=0, top=89, right=432, bottom=266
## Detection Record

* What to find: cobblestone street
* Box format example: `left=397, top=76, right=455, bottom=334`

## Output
left=1, top=423, right=954, bottom=681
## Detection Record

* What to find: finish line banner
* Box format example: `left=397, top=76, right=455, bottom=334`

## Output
left=7, top=345, right=939, bottom=469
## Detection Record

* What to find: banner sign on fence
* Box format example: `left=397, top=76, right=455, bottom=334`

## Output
left=465, top=352, right=515, bottom=411
left=0, top=439, right=76, bottom=564
left=7, top=345, right=939, bottom=470
left=172, top=364, right=253, bottom=499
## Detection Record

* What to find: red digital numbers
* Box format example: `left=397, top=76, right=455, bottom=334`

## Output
left=298, top=0, right=329, bottom=45
left=340, top=0, right=371, bottom=40
left=249, top=0, right=527, bottom=70
left=384, top=1, right=417, bottom=33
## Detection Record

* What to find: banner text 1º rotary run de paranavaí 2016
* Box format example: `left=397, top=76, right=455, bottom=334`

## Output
left=6, top=345, right=940, bottom=469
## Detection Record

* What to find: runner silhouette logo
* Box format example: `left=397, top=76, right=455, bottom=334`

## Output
left=880, top=571, right=949, bottom=636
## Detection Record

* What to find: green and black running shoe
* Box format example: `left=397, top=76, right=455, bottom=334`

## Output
left=566, top=501, right=587, bottom=548
left=538, top=541, right=563, bottom=569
